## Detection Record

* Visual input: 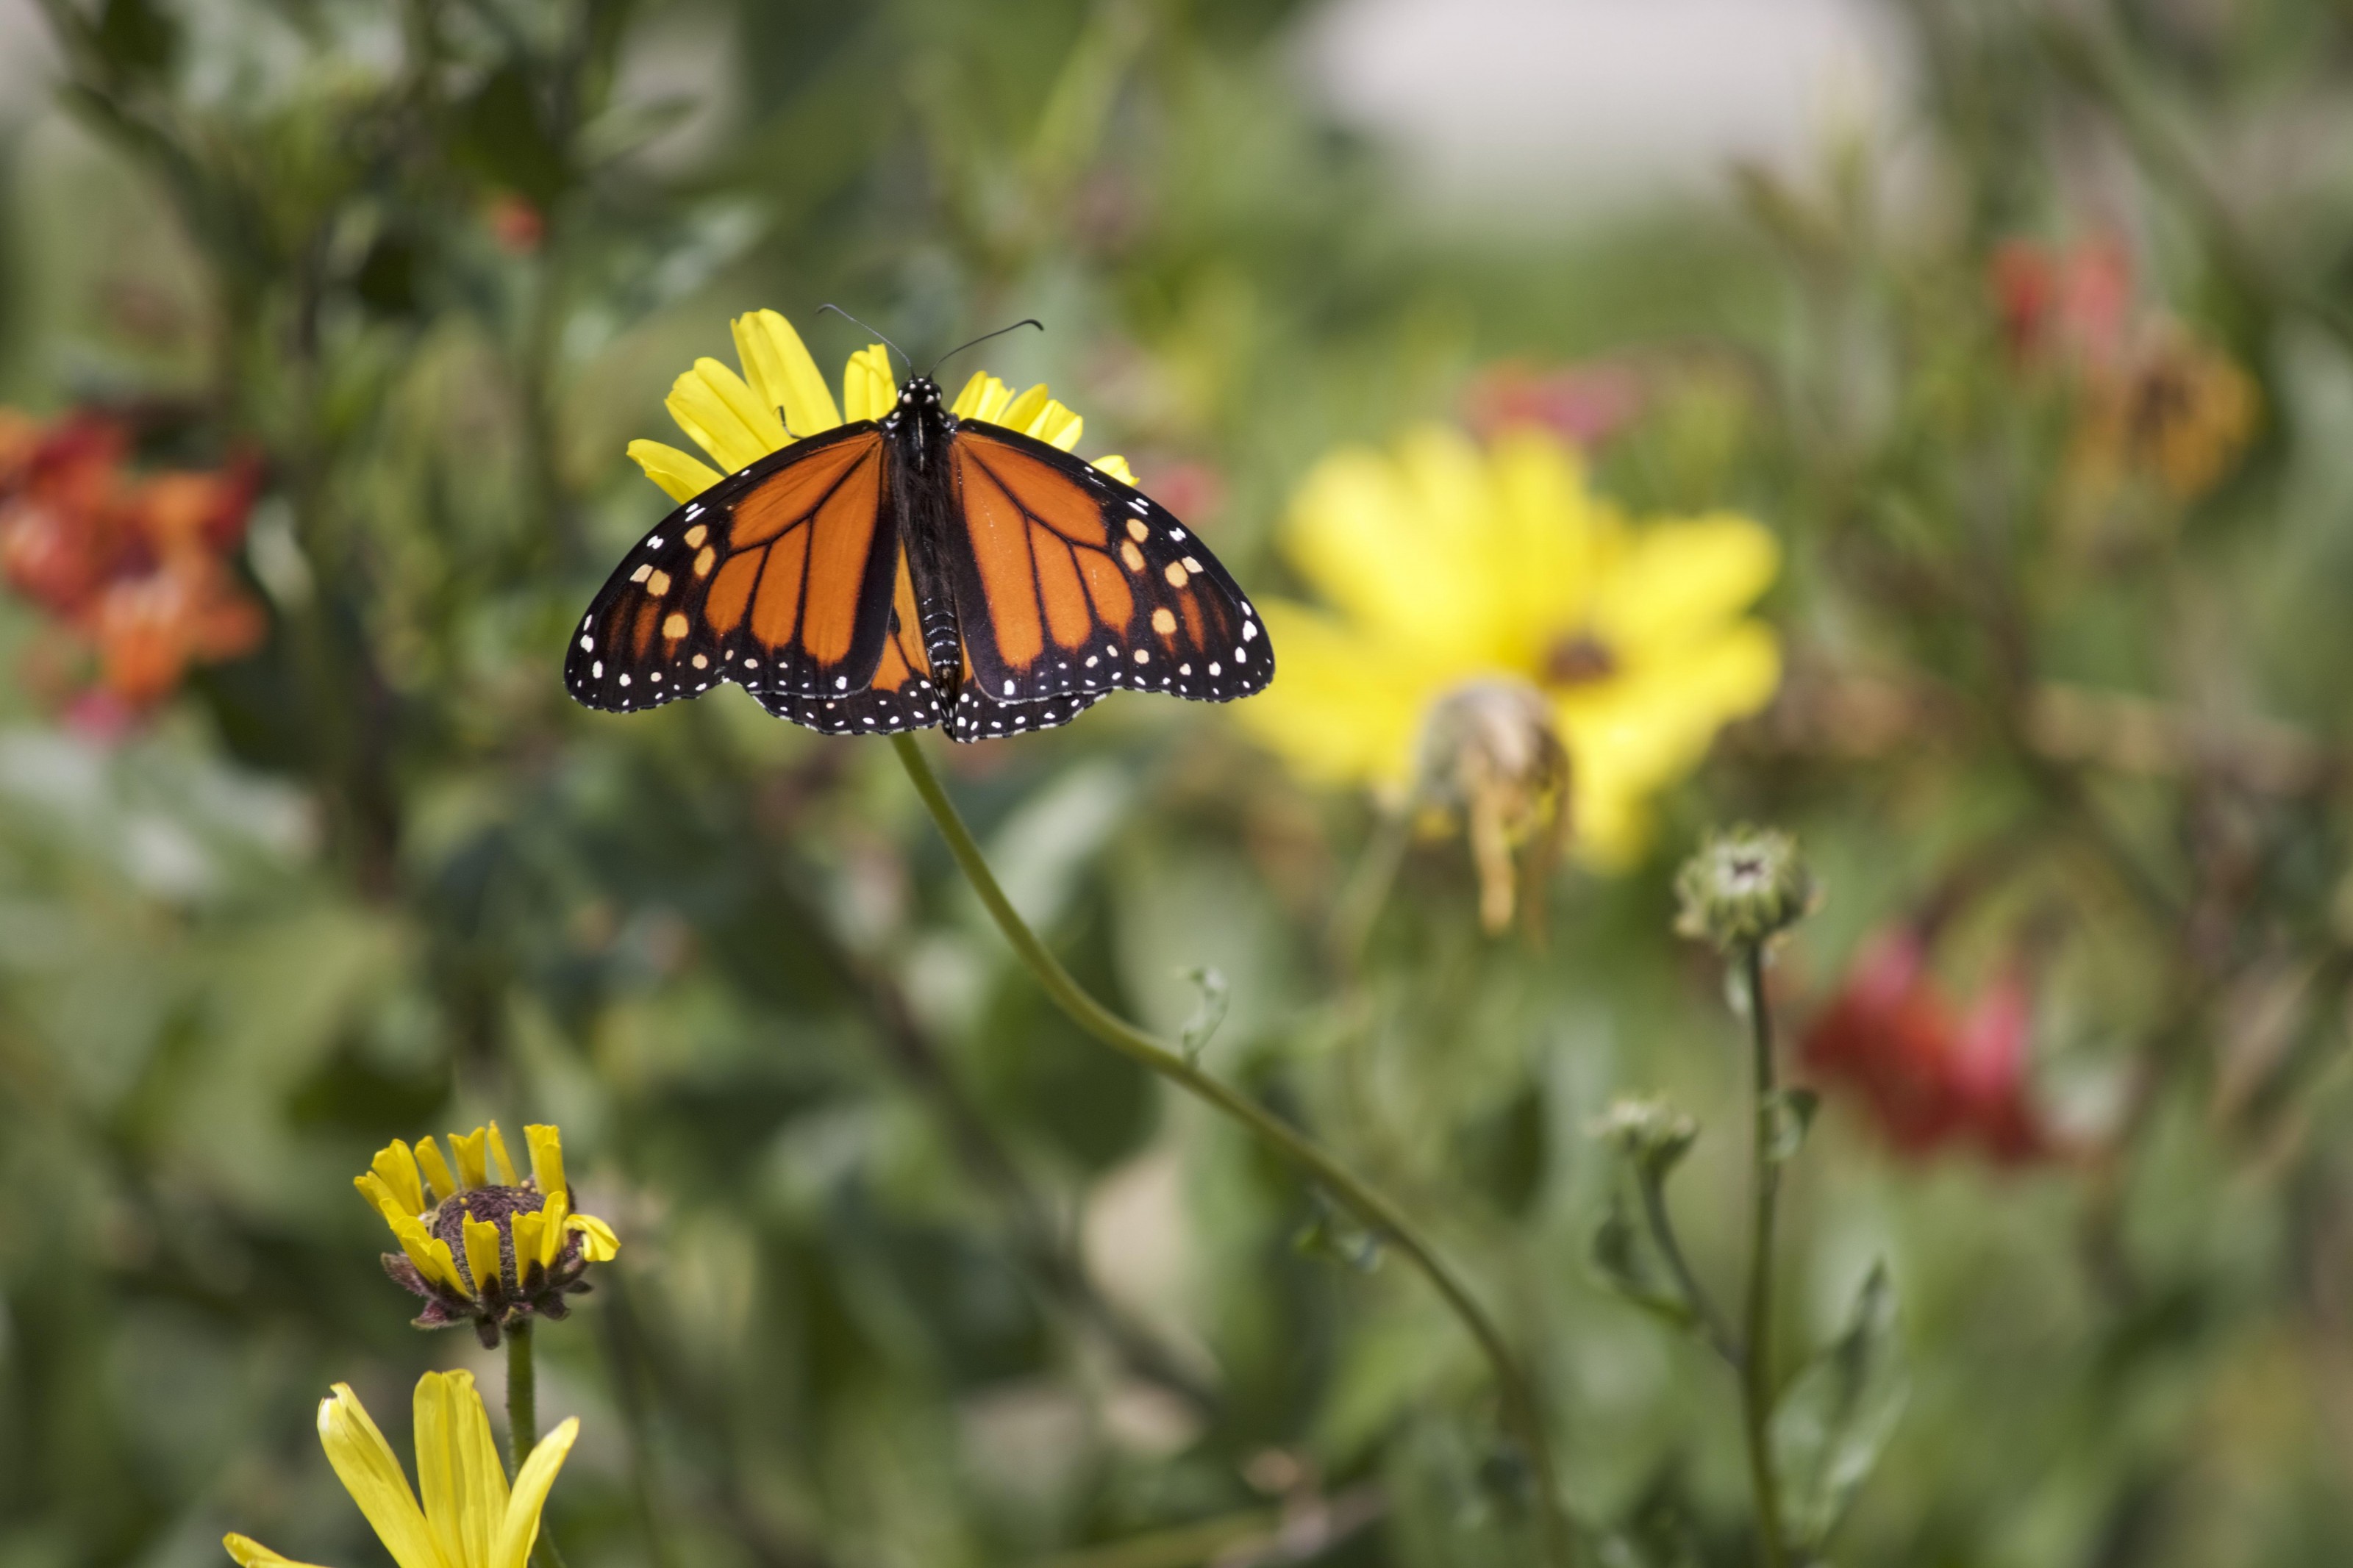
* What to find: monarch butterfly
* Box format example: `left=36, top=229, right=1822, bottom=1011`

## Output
left=564, top=335, right=1273, bottom=740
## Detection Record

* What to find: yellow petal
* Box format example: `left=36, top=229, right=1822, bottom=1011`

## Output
left=317, top=1384, right=441, bottom=1568
left=948, top=370, right=1003, bottom=420
left=535, top=1191, right=570, bottom=1270
left=996, top=383, right=1051, bottom=433
left=354, top=1173, right=412, bottom=1233
left=732, top=309, right=841, bottom=439
left=448, top=1130, right=488, bottom=1192
left=1485, top=428, right=1619, bottom=663
left=463, top=1215, right=504, bottom=1297
left=1590, top=513, right=1778, bottom=661
left=1228, top=601, right=1446, bottom=789
left=393, top=1220, right=468, bottom=1298
left=413, top=1139, right=457, bottom=1206
left=484, top=1124, right=518, bottom=1188
left=491, top=1418, right=579, bottom=1568
left=1282, top=429, right=1503, bottom=666
left=1031, top=399, right=1083, bottom=451
left=567, top=1212, right=621, bottom=1263
left=413, top=1371, right=507, bottom=1568
left=626, top=439, right=723, bottom=504
left=1090, top=454, right=1136, bottom=486
left=369, top=1142, right=426, bottom=1218
left=511, top=1212, right=546, bottom=1278
left=840, top=345, right=897, bottom=423
left=1554, top=621, right=1782, bottom=869
left=524, top=1125, right=566, bottom=1201
left=223, top=1533, right=335, bottom=1568
left=668, top=359, right=778, bottom=473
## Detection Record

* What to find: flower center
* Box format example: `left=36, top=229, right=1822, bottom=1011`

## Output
left=428, top=1185, right=546, bottom=1290
left=1542, top=631, right=1616, bottom=687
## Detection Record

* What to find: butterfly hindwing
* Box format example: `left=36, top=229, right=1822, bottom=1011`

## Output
left=943, top=423, right=1273, bottom=707
left=750, top=544, right=951, bottom=734
left=565, top=424, right=900, bottom=712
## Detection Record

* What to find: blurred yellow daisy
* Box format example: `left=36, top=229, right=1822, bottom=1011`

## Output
left=1237, top=423, right=1780, bottom=867
left=224, top=1372, right=576, bottom=1568
left=355, top=1121, right=620, bottom=1348
left=626, top=308, right=1138, bottom=501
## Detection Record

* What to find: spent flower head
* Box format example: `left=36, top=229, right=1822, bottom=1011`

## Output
left=1415, top=677, right=1571, bottom=934
left=224, top=1372, right=576, bottom=1568
left=354, top=1121, right=619, bottom=1348
left=1674, top=826, right=1816, bottom=951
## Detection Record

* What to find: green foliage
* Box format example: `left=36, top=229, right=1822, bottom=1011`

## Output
left=3, top=0, right=2353, bottom=1565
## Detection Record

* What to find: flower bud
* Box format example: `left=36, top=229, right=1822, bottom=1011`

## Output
left=1588, top=1095, right=1699, bottom=1180
left=1674, top=825, right=1816, bottom=951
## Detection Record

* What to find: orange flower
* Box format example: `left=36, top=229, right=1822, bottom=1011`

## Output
left=0, top=407, right=265, bottom=715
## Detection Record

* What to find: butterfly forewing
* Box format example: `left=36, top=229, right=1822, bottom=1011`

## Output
left=943, top=424, right=1273, bottom=708
left=565, top=425, right=900, bottom=711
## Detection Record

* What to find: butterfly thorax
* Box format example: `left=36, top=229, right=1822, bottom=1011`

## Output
left=880, top=375, right=954, bottom=475
left=879, top=376, right=966, bottom=690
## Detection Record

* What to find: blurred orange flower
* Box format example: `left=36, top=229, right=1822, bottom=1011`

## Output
left=0, top=408, right=265, bottom=719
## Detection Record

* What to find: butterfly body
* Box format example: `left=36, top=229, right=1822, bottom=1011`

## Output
left=566, top=375, right=1272, bottom=740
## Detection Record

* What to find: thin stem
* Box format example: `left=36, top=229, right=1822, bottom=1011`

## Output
left=1740, top=943, right=1790, bottom=1568
left=890, top=734, right=1574, bottom=1567
left=505, top=1322, right=568, bottom=1568
left=1635, top=1176, right=1738, bottom=1367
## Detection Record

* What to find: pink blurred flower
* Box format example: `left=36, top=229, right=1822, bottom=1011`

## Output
left=1465, top=360, right=1645, bottom=448
left=1989, top=235, right=2134, bottom=371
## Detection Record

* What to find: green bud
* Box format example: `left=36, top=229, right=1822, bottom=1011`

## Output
left=1674, top=825, right=1817, bottom=951
left=1588, top=1095, right=1699, bottom=1180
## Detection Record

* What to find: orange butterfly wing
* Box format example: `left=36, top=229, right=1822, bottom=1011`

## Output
left=566, top=425, right=901, bottom=712
left=751, top=543, right=961, bottom=734
left=942, top=423, right=1271, bottom=729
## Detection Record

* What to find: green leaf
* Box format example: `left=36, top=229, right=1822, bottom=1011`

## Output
left=1762, top=1087, right=1819, bottom=1164
left=1177, top=964, right=1228, bottom=1064
left=1770, top=1262, right=1909, bottom=1552
left=1588, top=1196, right=1693, bottom=1330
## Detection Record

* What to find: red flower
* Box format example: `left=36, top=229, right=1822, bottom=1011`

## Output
left=1800, top=927, right=2049, bottom=1163
left=1989, top=235, right=2132, bottom=371
left=0, top=407, right=265, bottom=719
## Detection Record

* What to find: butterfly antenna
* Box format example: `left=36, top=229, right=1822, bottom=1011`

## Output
left=816, top=304, right=910, bottom=372
left=927, top=318, right=1045, bottom=380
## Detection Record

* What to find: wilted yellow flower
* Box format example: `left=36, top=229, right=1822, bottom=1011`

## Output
left=224, top=1372, right=576, bottom=1568
left=355, top=1122, right=621, bottom=1348
left=2081, top=325, right=2259, bottom=501
left=1238, top=424, right=1780, bottom=866
left=626, top=308, right=1138, bottom=501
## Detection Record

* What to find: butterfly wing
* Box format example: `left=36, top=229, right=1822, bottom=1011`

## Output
left=942, top=423, right=1274, bottom=711
left=751, top=544, right=954, bottom=734
left=565, top=425, right=901, bottom=712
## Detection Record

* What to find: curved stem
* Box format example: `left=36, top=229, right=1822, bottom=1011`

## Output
left=1740, top=943, right=1790, bottom=1568
left=891, top=734, right=1573, bottom=1566
left=1635, top=1175, right=1738, bottom=1367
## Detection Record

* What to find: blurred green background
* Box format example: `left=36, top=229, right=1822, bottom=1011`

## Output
left=4, top=1, right=2353, bottom=1564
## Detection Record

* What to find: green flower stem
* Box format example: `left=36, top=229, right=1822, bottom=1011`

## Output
left=1740, top=942, right=1790, bottom=1568
left=1634, top=1175, right=1738, bottom=1365
left=891, top=734, right=1574, bottom=1567
left=505, top=1322, right=568, bottom=1568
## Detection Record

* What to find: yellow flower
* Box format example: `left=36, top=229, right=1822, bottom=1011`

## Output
left=1236, top=423, right=1780, bottom=868
left=354, top=1123, right=621, bottom=1348
left=625, top=308, right=1138, bottom=501
left=225, top=1373, right=575, bottom=1568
